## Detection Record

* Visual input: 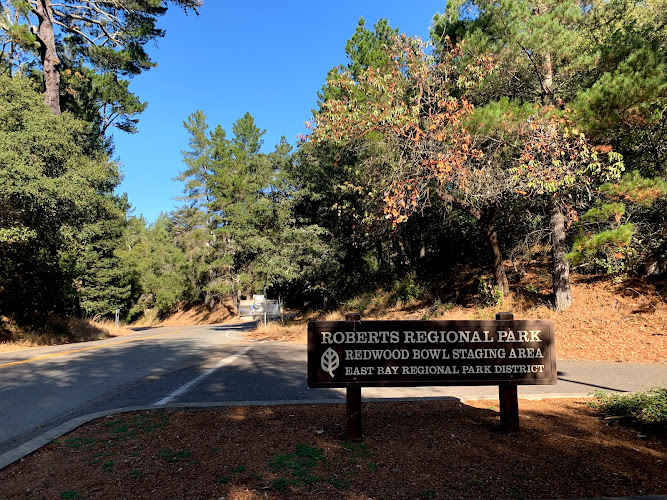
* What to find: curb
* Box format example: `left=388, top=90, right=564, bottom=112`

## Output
left=550, top=497, right=667, bottom=500
left=0, top=393, right=593, bottom=472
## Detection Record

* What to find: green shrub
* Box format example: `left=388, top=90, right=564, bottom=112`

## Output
left=388, top=272, right=424, bottom=306
left=477, top=276, right=503, bottom=307
left=268, top=445, right=324, bottom=487
left=273, top=478, right=289, bottom=491
left=590, top=388, right=667, bottom=435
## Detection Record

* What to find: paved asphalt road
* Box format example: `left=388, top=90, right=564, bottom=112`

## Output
left=1, top=322, right=666, bottom=461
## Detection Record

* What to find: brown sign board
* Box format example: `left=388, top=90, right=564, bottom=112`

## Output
left=307, top=319, right=556, bottom=388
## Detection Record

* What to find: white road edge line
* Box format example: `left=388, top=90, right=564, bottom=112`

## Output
left=225, top=330, right=246, bottom=340
left=152, top=345, right=253, bottom=406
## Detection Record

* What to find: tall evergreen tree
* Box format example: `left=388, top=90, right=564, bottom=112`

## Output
left=177, top=110, right=216, bottom=211
left=74, top=195, right=132, bottom=318
left=175, top=110, right=233, bottom=308
left=0, top=75, right=126, bottom=320
left=175, top=111, right=329, bottom=307
left=117, top=214, right=189, bottom=315
left=210, top=112, right=270, bottom=297
left=0, top=0, right=201, bottom=114
left=431, top=0, right=638, bottom=308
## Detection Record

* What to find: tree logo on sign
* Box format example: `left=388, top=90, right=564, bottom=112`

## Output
left=321, top=348, right=339, bottom=378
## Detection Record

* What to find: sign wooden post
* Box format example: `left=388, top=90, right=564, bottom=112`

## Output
left=496, top=312, right=520, bottom=433
left=345, top=312, right=363, bottom=441
left=307, top=313, right=556, bottom=439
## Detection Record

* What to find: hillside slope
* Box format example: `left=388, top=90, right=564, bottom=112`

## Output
left=245, top=275, right=666, bottom=363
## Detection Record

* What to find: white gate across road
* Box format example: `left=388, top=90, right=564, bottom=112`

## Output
left=238, top=296, right=282, bottom=321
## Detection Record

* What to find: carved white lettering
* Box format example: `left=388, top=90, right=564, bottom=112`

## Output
left=462, top=365, right=492, bottom=374
left=401, top=365, right=460, bottom=375
left=344, top=366, right=375, bottom=376
left=494, top=364, right=545, bottom=374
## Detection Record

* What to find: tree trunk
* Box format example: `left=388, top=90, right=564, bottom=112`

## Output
left=541, top=46, right=572, bottom=309
left=549, top=195, right=572, bottom=310
left=439, top=194, right=509, bottom=295
left=542, top=52, right=554, bottom=106
left=375, top=240, right=388, bottom=271
left=480, top=205, right=509, bottom=295
left=392, top=235, right=409, bottom=270
left=204, top=291, right=215, bottom=311
left=34, top=0, right=61, bottom=114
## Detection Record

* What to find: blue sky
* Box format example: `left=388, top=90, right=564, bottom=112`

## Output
left=112, top=1, right=447, bottom=223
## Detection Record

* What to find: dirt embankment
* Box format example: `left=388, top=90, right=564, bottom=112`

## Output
left=2, top=274, right=665, bottom=363
left=246, top=276, right=667, bottom=364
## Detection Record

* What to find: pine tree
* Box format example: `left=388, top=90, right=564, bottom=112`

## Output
left=174, top=111, right=330, bottom=306
left=117, top=214, right=189, bottom=315
left=75, top=196, right=132, bottom=318
left=177, top=111, right=216, bottom=212
left=0, top=0, right=201, bottom=114
left=431, top=0, right=633, bottom=308
left=567, top=172, right=667, bottom=274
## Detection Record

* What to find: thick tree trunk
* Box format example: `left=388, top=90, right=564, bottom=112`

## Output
left=392, top=235, right=409, bottom=269
left=549, top=195, right=572, bottom=310
left=375, top=240, right=389, bottom=273
left=480, top=205, right=509, bottom=295
left=439, top=194, right=509, bottom=295
left=204, top=291, right=216, bottom=311
left=34, top=0, right=61, bottom=114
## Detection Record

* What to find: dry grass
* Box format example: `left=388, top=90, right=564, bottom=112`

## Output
left=0, top=316, right=134, bottom=353
left=0, top=298, right=241, bottom=352
left=132, top=299, right=238, bottom=327
left=249, top=310, right=346, bottom=342
left=246, top=275, right=667, bottom=363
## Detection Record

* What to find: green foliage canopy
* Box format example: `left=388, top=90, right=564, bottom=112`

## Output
left=0, top=75, right=127, bottom=319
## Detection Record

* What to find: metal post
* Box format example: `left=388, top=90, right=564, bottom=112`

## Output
left=114, top=309, right=120, bottom=331
left=496, top=312, right=519, bottom=433
left=345, top=312, right=363, bottom=441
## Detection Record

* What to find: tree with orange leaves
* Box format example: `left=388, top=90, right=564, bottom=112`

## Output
left=309, top=35, right=512, bottom=294
left=513, top=108, right=624, bottom=310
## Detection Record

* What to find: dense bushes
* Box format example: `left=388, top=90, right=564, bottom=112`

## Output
left=591, top=388, right=667, bottom=436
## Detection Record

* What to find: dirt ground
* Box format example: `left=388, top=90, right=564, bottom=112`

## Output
left=1, top=398, right=665, bottom=499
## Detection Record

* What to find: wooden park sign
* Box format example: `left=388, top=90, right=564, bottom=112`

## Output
left=307, top=312, right=556, bottom=438
left=308, top=316, right=556, bottom=387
